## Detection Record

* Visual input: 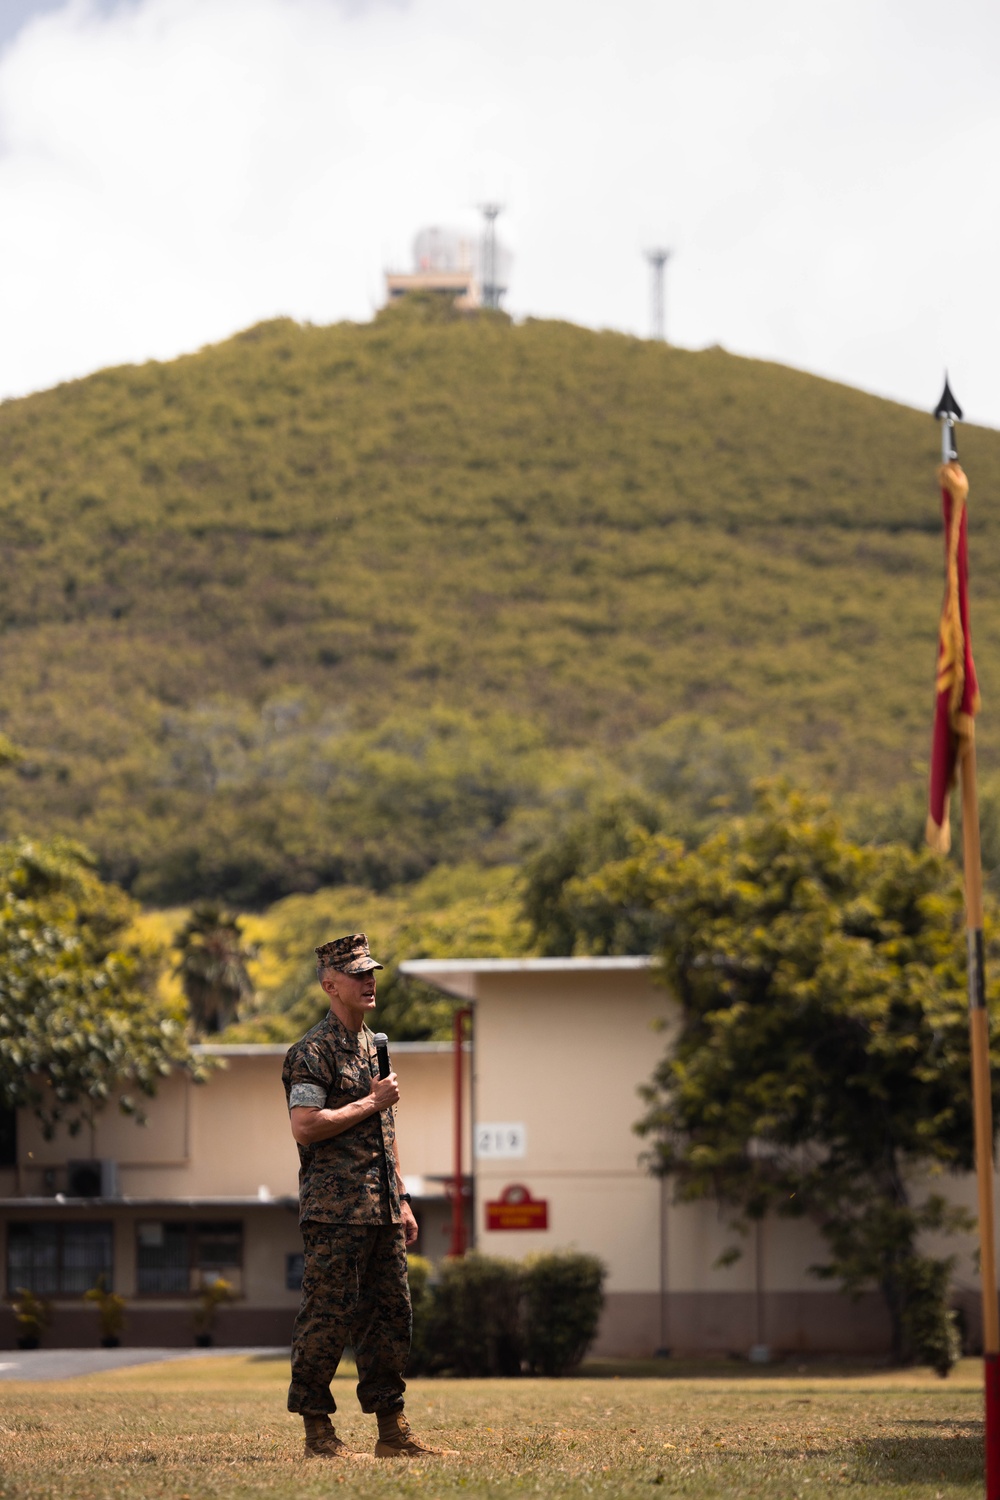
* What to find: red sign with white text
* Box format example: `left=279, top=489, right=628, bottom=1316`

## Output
left=486, top=1183, right=548, bottom=1231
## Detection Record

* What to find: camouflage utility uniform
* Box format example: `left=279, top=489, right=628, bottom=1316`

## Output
left=283, top=1011, right=411, bottom=1417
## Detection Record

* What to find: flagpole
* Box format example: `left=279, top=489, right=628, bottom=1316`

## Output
left=936, top=380, right=1000, bottom=1496
left=960, top=742, right=1000, bottom=1344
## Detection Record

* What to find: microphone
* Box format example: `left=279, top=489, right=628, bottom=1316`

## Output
left=373, top=1032, right=391, bottom=1080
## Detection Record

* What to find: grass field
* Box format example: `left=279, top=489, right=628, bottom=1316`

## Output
left=0, top=1354, right=987, bottom=1499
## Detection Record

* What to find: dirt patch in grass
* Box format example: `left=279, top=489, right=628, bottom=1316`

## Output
left=0, top=1355, right=986, bottom=1498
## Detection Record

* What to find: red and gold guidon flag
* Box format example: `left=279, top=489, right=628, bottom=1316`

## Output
left=927, top=460, right=980, bottom=852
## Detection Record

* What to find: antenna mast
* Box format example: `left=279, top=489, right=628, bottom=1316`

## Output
left=480, top=203, right=504, bottom=309
left=645, top=247, right=671, bottom=342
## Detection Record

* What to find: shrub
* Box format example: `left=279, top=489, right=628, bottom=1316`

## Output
left=193, top=1275, right=236, bottom=1338
left=899, top=1255, right=962, bottom=1378
left=425, top=1253, right=523, bottom=1376
left=405, top=1253, right=434, bottom=1375
left=12, top=1286, right=51, bottom=1339
left=83, top=1275, right=127, bottom=1341
left=523, top=1251, right=606, bottom=1375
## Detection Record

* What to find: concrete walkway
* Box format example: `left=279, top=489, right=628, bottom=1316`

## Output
left=0, top=1346, right=288, bottom=1380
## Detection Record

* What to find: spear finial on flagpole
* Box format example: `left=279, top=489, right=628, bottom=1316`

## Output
left=934, top=374, right=963, bottom=463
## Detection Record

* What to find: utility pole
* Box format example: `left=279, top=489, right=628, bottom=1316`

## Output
left=480, top=203, right=503, bottom=309
left=645, top=247, right=671, bottom=341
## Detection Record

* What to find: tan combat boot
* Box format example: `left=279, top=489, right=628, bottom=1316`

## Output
left=374, top=1410, right=459, bottom=1459
left=303, top=1412, right=357, bottom=1459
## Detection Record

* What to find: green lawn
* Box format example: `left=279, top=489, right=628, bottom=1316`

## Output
left=0, top=1354, right=986, bottom=1498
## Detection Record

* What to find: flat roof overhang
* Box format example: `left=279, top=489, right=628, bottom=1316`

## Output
left=0, top=1187, right=451, bottom=1208
left=191, top=1041, right=455, bottom=1057
left=0, top=1197, right=300, bottom=1211
left=385, top=272, right=476, bottom=291
left=399, top=954, right=654, bottom=1001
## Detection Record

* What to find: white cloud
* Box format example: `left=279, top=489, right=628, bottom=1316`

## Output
left=0, top=0, right=998, bottom=426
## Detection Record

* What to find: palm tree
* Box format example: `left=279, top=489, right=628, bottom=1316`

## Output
left=175, top=902, right=255, bottom=1035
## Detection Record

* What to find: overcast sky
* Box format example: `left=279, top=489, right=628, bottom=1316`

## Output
left=1, top=0, right=998, bottom=426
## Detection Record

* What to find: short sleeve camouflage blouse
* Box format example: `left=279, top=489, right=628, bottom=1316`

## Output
left=282, top=1011, right=400, bottom=1226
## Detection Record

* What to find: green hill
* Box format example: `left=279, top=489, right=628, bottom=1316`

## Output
left=1, top=297, right=997, bottom=905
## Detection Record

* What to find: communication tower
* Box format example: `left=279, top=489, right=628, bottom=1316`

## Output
left=480, top=203, right=505, bottom=309
left=645, top=247, right=671, bottom=342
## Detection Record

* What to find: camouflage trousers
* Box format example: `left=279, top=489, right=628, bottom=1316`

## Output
left=287, top=1222, right=412, bottom=1416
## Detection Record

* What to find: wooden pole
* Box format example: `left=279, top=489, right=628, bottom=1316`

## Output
left=960, top=739, right=1000, bottom=1496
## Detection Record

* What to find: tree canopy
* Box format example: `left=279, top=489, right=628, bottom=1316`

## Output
left=221, top=861, right=532, bottom=1044
left=0, top=838, right=203, bottom=1135
left=175, top=901, right=256, bottom=1034
left=559, top=786, right=995, bottom=1371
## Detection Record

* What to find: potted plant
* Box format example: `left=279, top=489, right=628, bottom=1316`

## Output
left=83, top=1275, right=127, bottom=1348
left=193, top=1275, right=236, bottom=1347
left=12, top=1287, right=52, bottom=1350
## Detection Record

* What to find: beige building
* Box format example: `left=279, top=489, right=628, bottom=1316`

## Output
left=385, top=270, right=480, bottom=309
left=384, top=224, right=486, bottom=309
left=0, top=1042, right=466, bottom=1349
left=0, top=956, right=987, bottom=1355
left=400, top=957, right=986, bottom=1359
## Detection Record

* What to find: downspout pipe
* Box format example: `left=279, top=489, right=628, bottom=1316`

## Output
left=450, top=1007, right=472, bottom=1257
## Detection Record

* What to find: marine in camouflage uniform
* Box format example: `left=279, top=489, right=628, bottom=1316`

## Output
left=283, top=932, right=456, bottom=1461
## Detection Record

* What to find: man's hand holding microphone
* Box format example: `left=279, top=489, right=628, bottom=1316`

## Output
left=373, top=1032, right=418, bottom=1247
left=369, top=1031, right=399, bottom=1112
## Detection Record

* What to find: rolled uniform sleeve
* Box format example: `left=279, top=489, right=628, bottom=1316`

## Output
left=288, top=1083, right=329, bottom=1110
left=285, top=1041, right=334, bottom=1112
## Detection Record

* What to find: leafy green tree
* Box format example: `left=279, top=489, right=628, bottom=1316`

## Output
left=521, top=794, right=663, bottom=956
left=218, top=862, right=532, bottom=1044
left=0, top=837, right=202, bottom=1136
left=521, top=720, right=782, bottom=957
left=566, top=786, right=992, bottom=1371
left=624, top=715, right=778, bottom=837
left=175, top=902, right=256, bottom=1034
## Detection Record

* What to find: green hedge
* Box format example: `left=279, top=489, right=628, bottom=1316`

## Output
left=406, top=1253, right=435, bottom=1374
left=522, top=1250, right=606, bottom=1376
left=425, top=1253, right=524, bottom=1376
left=406, top=1249, right=605, bottom=1377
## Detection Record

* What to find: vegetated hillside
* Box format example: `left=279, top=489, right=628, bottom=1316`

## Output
left=0, top=297, right=998, bottom=905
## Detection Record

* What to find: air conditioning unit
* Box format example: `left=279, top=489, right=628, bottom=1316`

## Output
left=67, top=1159, right=119, bottom=1198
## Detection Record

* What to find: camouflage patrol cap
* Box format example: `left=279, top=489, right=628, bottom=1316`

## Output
left=315, top=932, right=384, bottom=975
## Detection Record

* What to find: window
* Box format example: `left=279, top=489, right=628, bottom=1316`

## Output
left=286, top=1252, right=304, bottom=1292
left=135, top=1221, right=242, bottom=1295
left=0, top=1107, right=15, bottom=1168
left=7, top=1222, right=113, bottom=1295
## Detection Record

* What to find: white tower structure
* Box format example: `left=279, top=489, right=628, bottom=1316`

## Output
left=645, top=248, right=672, bottom=342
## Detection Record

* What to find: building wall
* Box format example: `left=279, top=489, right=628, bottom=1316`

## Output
left=472, top=969, right=669, bottom=1353
left=467, top=966, right=984, bottom=1357
left=0, top=1042, right=463, bottom=1347
left=3, top=974, right=990, bottom=1358
left=472, top=969, right=670, bottom=1292
left=390, top=1049, right=464, bottom=1198
left=0, top=1202, right=303, bottom=1349
left=13, top=1046, right=460, bottom=1200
